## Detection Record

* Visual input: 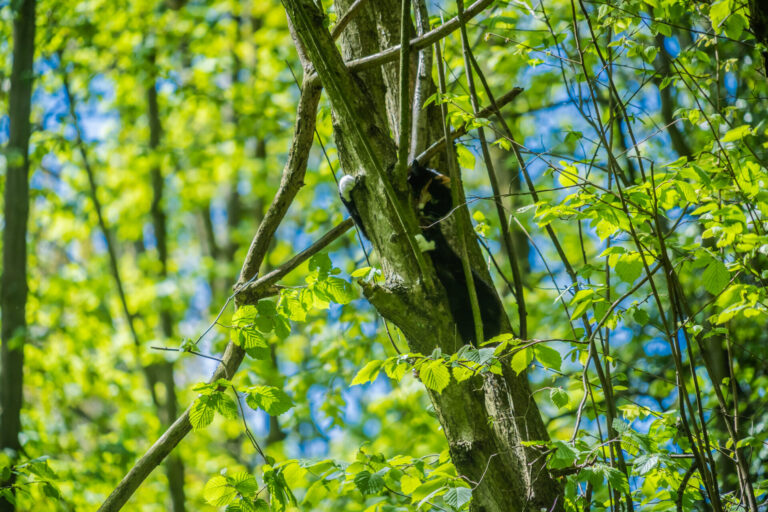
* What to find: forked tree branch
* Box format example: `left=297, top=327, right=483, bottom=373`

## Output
left=97, top=218, right=350, bottom=512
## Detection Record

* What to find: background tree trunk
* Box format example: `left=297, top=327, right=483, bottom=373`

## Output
left=146, top=51, right=186, bottom=512
left=1, top=0, right=36, bottom=510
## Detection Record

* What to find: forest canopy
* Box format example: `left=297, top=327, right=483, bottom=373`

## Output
left=1, top=0, right=767, bottom=510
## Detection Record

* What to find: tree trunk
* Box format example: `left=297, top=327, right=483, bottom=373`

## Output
left=748, top=0, right=768, bottom=76
left=146, top=54, right=186, bottom=512
left=1, top=0, right=36, bottom=510
left=283, top=1, right=563, bottom=510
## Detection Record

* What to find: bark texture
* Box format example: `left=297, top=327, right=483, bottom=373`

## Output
left=283, top=1, right=563, bottom=510
left=1, top=1, right=36, bottom=510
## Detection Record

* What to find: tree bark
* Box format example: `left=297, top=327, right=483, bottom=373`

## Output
left=1, top=0, right=36, bottom=510
left=282, top=1, right=563, bottom=509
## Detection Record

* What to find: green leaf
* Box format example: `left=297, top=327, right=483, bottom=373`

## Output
left=411, top=478, right=447, bottom=503
left=676, top=180, right=697, bottom=203
left=232, top=305, right=258, bottom=324
left=400, top=474, right=422, bottom=494
left=308, top=252, right=332, bottom=275
left=510, top=347, right=533, bottom=374
left=709, top=0, right=731, bottom=31
left=456, top=144, right=476, bottom=170
left=595, top=219, right=619, bottom=240
left=350, top=266, right=371, bottom=278
left=615, top=253, right=643, bottom=284
left=190, top=394, right=219, bottom=430
left=550, top=387, right=569, bottom=409
left=570, top=298, right=593, bottom=321
left=278, top=290, right=307, bottom=322
left=351, top=360, right=384, bottom=386
left=605, top=466, right=630, bottom=493
left=230, top=472, right=259, bottom=497
left=549, top=440, right=579, bottom=469
left=444, top=486, right=472, bottom=508
left=317, top=276, right=356, bottom=304
left=204, top=475, right=237, bottom=506
left=41, top=482, right=60, bottom=499
left=534, top=344, right=562, bottom=371
left=232, top=305, right=269, bottom=354
left=571, top=289, right=595, bottom=303
left=634, top=454, right=660, bottom=475
left=245, top=386, right=293, bottom=416
left=564, top=131, right=583, bottom=144
left=217, top=394, right=240, bottom=420
left=558, top=162, right=579, bottom=187
left=721, top=124, right=752, bottom=143
left=702, top=259, right=729, bottom=295
left=420, top=360, right=451, bottom=393
left=257, top=300, right=277, bottom=317
left=353, top=470, right=384, bottom=495
left=383, top=359, right=407, bottom=381
left=237, top=327, right=266, bottom=349
left=633, top=308, right=649, bottom=325
left=274, top=314, right=291, bottom=339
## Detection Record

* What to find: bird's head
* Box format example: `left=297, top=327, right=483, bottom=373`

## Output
left=338, top=174, right=357, bottom=202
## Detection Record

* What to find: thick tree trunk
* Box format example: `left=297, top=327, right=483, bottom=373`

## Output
left=1, top=0, right=36, bottom=510
left=283, top=1, right=563, bottom=510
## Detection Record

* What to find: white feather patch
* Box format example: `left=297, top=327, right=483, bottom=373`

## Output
left=339, top=175, right=356, bottom=201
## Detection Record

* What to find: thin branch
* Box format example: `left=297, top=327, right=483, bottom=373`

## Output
left=344, top=0, right=493, bottom=74
left=416, top=86, right=523, bottom=165
left=232, top=385, right=268, bottom=462
left=330, top=0, right=369, bottom=40
left=61, top=66, right=163, bottom=408
left=395, top=0, right=412, bottom=184
left=240, top=218, right=354, bottom=296
left=236, top=80, right=322, bottom=293
left=456, top=0, right=527, bottom=338
left=435, top=37, right=483, bottom=344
